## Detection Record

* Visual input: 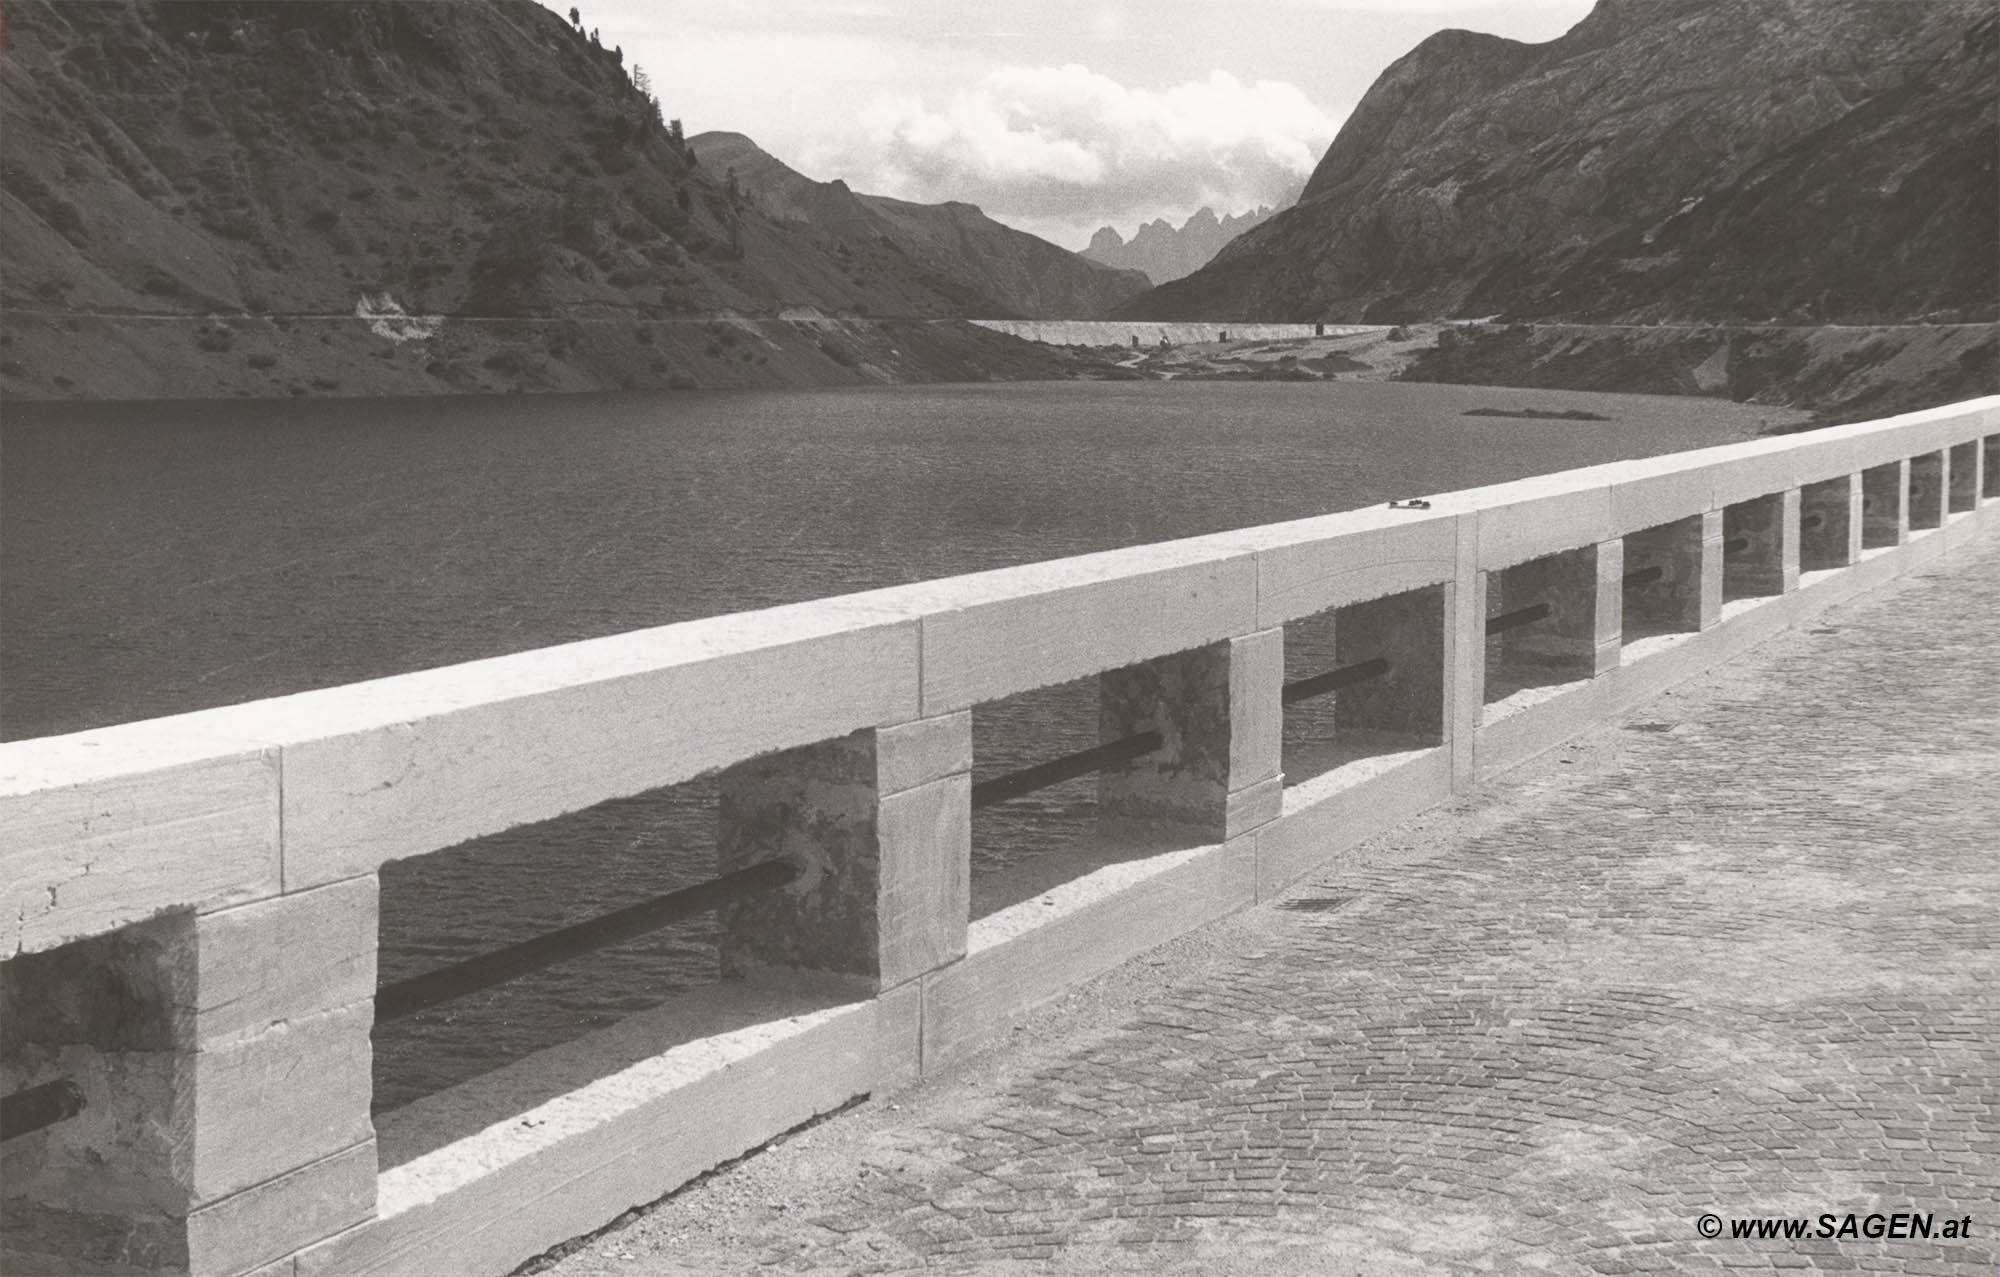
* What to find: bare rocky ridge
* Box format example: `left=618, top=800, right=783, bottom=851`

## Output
left=1124, top=0, right=1998, bottom=328
left=1081, top=191, right=1297, bottom=286
left=689, top=132, right=1149, bottom=321
left=1395, top=322, right=2000, bottom=427
left=0, top=0, right=1119, bottom=398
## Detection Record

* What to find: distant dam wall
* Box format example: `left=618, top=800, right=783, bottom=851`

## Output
left=970, top=319, right=1383, bottom=347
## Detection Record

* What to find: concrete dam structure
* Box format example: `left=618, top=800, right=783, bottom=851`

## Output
left=3, top=396, right=1996, bottom=1275
left=968, top=320, right=1382, bottom=347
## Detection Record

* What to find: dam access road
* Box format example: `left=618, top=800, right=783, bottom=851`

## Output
left=544, top=531, right=1999, bottom=1275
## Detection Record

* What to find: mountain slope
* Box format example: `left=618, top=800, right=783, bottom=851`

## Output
left=1123, top=0, right=1997, bottom=325
left=690, top=131, right=1149, bottom=319
left=1082, top=194, right=1294, bottom=286
left=0, top=0, right=1115, bottom=397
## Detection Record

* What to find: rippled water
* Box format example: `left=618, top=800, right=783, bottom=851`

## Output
left=0, top=380, right=1795, bottom=1110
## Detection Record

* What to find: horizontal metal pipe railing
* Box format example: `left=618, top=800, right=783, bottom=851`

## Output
left=1, top=1079, right=85, bottom=1143
left=375, top=859, right=800, bottom=1022
left=970, top=654, right=1400, bottom=812
left=971, top=730, right=1163, bottom=810
left=1281, top=656, right=1392, bottom=706
left=971, top=652, right=1406, bottom=813
left=1485, top=602, right=1553, bottom=636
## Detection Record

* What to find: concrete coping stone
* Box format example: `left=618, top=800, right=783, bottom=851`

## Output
left=2, top=595, right=930, bottom=790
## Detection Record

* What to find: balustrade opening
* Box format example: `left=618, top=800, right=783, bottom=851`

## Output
left=1800, top=476, right=1856, bottom=575
left=1862, top=462, right=1904, bottom=550
left=374, top=778, right=727, bottom=1121
left=1721, top=493, right=1787, bottom=601
left=1281, top=585, right=1445, bottom=785
left=1948, top=441, right=1978, bottom=514
left=1908, top=452, right=1946, bottom=531
left=1484, top=546, right=1601, bottom=710
left=1621, top=515, right=1705, bottom=644
left=969, top=676, right=1116, bottom=919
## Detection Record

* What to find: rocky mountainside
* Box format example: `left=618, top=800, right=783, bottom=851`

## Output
left=1125, top=0, right=1998, bottom=326
left=0, top=0, right=1113, bottom=398
left=1082, top=195, right=1294, bottom=286
left=689, top=132, right=1148, bottom=320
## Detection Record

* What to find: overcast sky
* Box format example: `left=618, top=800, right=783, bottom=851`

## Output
left=552, top=0, right=1595, bottom=249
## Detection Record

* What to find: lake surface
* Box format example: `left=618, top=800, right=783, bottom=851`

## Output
left=1, top=380, right=1798, bottom=1113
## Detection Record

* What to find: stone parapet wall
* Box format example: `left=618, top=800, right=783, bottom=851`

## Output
left=3, top=396, right=1997, bottom=1275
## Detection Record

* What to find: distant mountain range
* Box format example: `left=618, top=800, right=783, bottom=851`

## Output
left=7, top=0, right=1990, bottom=402
left=1123, top=0, right=1998, bottom=325
left=689, top=132, right=1149, bottom=321
left=0, top=0, right=1134, bottom=398
left=1081, top=192, right=1297, bottom=286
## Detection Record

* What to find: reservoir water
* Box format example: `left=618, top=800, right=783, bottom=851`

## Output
left=1, top=380, right=1797, bottom=1112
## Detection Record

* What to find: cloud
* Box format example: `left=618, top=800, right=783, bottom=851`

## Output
left=1269, top=0, right=1585, bottom=11
left=807, top=64, right=1343, bottom=247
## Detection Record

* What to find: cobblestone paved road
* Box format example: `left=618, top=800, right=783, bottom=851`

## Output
left=547, top=532, right=1999, bottom=1276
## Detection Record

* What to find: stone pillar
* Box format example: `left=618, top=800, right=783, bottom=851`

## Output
left=1799, top=477, right=1856, bottom=573
left=1947, top=442, right=1978, bottom=514
left=1781, top=488, right=1802, bottom=590
left=1, top=880, right=379, bottom=1277
left=1331, top=585, right=1446, bottom=744
left=1698, top=509, right=1725, bottom=626
left=1722, top=491, right=1794, bottom=599
left=1447, top=524, right=1484, bottom=789
left=1845, top=471, right=1866, bottom=564
left=716, top=715, right=970, bottom=995
left=1861, top=461, right=1906, bottom=550
left=1622, top=515, right=1705, bottom=637
left=1098, top=632, right=1281, bottom=845
left=1591, top=537, right=1625, bottom=674
left=1908, top=452, right=1945, bottom=530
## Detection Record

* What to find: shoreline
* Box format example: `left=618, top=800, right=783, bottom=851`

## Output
left=5, top=319, right=1988, bottom=429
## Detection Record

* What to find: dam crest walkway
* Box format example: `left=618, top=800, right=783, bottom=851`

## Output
left=546, top=529, right=2000, bottom=1275
left=6, top=401, right=1995, bottom=1277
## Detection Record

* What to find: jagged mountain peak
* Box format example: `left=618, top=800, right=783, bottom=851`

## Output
left=1082, top=190, right=1298, bottom=286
